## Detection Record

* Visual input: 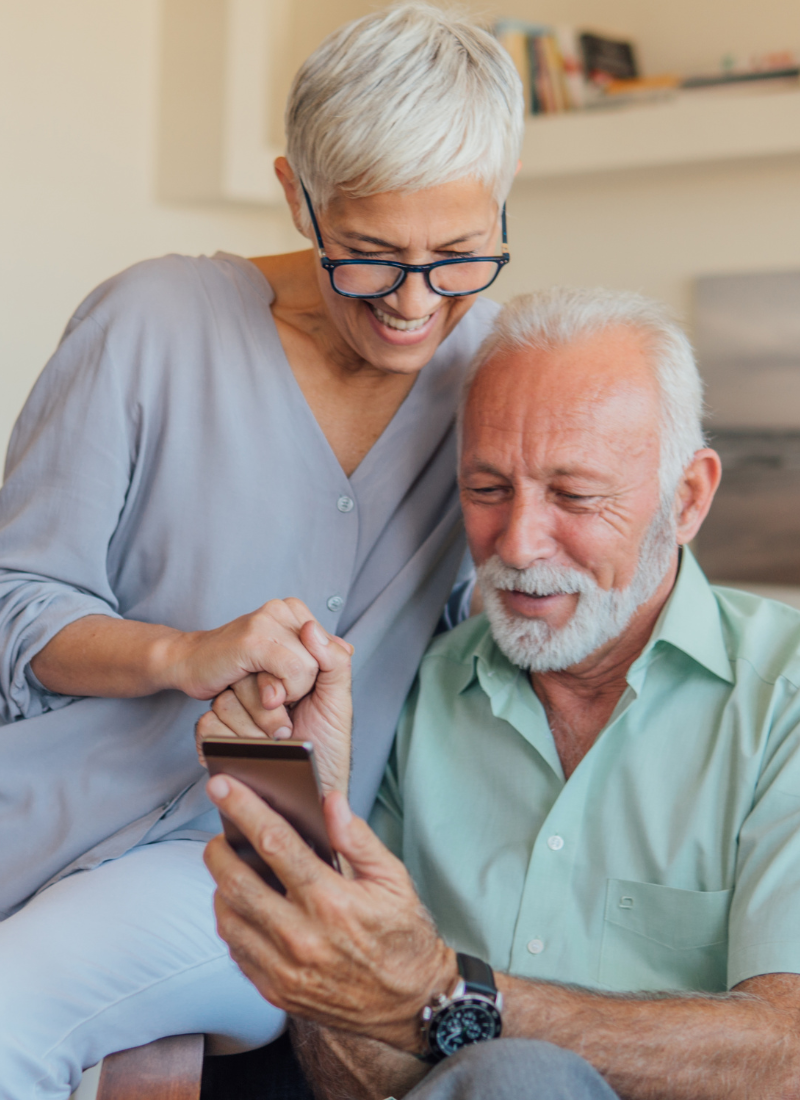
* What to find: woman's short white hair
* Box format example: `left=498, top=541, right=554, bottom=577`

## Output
left=462, top=288, right=706, bottom=501
left=285, top=2, right=524, bottom=218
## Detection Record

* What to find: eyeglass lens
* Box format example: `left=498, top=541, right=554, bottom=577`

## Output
left=332, top=260, right=502, bottom=297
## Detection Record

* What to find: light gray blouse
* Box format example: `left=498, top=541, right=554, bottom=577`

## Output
left=0, top=253, right=498, bottom=917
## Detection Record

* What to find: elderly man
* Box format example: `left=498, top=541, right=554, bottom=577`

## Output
left=202, top=288, right=800, bottom=1100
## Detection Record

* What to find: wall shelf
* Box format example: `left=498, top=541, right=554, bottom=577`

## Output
left=158, top=4, right=800, bottom=204
left=518, top=86, right=800, bottom=181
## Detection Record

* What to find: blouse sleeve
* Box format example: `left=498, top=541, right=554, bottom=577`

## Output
left=0, top=306, right=133, bottom=722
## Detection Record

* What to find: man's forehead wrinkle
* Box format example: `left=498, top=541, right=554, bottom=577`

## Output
left=468, top=341, right=661, bottom=446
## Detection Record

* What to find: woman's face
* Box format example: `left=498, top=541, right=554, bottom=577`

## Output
left=301, top=177, right=504, bottom=376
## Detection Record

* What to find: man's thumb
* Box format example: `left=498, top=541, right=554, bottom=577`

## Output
left=324, top=792, right=402, bottom=884
left=301, top=621, right=353, bottom=679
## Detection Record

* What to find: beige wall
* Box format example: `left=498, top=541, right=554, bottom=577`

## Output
left=2, top=0, right=800, bottom=458
left=0, top=0, right=300, bottom=458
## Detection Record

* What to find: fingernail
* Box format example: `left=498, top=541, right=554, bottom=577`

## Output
left=312, top=623, right=330, bottom=646
left=275, top=726, right=292, bottom=740
left=263, top=684, right=277, bottom=703
left=207, top=775, right=230, bottom=800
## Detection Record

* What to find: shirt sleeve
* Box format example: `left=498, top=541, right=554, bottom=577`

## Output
left=728, top=675, right=800, bottom=987
left=0, top=306, right=133, bottom=723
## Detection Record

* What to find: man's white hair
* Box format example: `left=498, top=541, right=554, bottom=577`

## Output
left=461, top=287, right=706, bottom=500
left=285, top=2, right=524, bottom=219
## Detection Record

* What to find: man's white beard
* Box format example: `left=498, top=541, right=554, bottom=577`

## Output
left=477, top=502, right=677, bottom=673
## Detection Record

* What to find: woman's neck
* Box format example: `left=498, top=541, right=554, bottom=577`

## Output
left=249, top=250, right=419, bottom=477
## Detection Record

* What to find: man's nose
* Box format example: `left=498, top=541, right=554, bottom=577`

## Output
left=494, top=491, right=558, bottom=570
left=383, top=271, right=440, bottom=318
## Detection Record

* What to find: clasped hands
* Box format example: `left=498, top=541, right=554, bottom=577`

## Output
left=199, top=598, right=457, bottom=1053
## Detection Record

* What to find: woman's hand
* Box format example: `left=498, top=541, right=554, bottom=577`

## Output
left=196, top=614, right=353, bottom=796
left=30, top=598, right=329, bottom=707
left=167, top=597, right=326, bottom=703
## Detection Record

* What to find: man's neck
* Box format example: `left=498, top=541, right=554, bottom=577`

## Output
left=531, top=554, right=680, bottom=779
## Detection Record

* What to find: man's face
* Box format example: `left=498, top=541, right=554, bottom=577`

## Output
left=460, top=327, right=676, bottom=671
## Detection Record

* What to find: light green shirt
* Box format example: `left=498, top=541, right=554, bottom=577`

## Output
left=370, top=550, right=800, bottom=994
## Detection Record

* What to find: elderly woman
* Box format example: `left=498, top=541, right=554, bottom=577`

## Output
left=0, top=3, right=522, bottom=1095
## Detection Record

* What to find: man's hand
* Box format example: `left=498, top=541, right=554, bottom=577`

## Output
left=203, top=776, right=457, bottom=1051
left=196, top=615, right=353, bottom=794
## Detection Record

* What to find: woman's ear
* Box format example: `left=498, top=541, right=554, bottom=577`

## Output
left=674, top=448, right=723, bottom=545
left=274, top=157, right=311, bottom=240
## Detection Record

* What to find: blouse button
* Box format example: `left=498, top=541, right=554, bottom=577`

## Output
left=337, top=495, right=354, bottom=513
left=327, top=595, right=344, bottom=612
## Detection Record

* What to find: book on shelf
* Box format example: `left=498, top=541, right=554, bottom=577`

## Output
left=494, top=22, right=800, bottom=116
left=495, top=21, right=640, bottom=114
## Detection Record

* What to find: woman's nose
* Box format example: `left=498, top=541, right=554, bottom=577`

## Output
left=383, top=271, right=440, bottom=318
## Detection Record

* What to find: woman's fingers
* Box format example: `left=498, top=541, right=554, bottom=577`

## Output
left=212, top=686, right=293, bottom=740
left=173, top=597, right=321, bottom=703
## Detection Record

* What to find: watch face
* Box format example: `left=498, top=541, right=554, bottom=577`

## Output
left=429, top=996, right=502, bottom=1058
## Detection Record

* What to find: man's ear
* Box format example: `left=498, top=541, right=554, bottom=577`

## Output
left=274, top=157, right=312, bottom=241
left=674, top=448, right=722, bottom=545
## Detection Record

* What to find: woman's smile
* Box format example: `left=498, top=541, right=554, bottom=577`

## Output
left=365, top=301, right=441, bottom=345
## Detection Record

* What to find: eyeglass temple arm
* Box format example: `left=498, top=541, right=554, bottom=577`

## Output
left=299, top=180, right=328, bottom=257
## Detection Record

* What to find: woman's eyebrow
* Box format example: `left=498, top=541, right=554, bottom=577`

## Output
left=341, top=230, right=486, bottom=249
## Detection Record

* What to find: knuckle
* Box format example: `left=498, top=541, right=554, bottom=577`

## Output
left=283, top=926, right=320, bottom=964
left=261, top=599, right=289, bottom=622
left=259, top=823, right=292, bottom=860
left=211, top=690, right=236, bottom=717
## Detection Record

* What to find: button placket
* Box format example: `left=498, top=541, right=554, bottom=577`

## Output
left=324, top=486, right=357, bottom=625
left=508, top=784, right=590, bottom=976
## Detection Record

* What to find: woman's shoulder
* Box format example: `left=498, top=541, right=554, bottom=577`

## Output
left=68, top=252, right=270, bottom=338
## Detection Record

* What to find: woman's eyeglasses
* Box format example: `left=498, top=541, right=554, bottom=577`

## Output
left=300, top=181, right=510, bottom=300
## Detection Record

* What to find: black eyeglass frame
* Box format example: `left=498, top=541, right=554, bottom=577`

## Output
left=300, top=181, right=510, bottom=300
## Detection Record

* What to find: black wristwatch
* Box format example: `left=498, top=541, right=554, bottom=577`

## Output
left=419, top=953, right=503, bottom=1063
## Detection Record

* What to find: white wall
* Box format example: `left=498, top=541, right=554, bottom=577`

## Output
left=2, top=0, right=800, bottom=459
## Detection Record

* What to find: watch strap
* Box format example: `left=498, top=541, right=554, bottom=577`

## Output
left=456, top=953, right=496, bottom=998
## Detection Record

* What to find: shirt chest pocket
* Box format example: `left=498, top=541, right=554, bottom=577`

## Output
left=598, top=879, right=733, bottom=993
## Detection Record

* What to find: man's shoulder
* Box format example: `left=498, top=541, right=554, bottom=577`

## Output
left=712, top=584, right=800, bottom=689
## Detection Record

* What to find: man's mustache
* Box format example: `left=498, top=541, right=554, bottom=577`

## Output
left=478, top=557, right=597, bottom=600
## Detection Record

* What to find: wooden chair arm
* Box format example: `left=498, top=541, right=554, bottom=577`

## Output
left=96, top=1034, right=204, bottom=1100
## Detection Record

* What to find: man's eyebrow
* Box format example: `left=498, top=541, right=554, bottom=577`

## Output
left=462, top=461, right=611, bottom=482
left=461, top=460, right=507, bottom=477
left=342, top=230, right=486, bottom=250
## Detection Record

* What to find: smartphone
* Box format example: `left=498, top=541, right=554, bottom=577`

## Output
left=204, top=738, right=340, bottom=894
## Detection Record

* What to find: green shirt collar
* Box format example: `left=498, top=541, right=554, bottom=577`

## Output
left=630, top=547, right=734, bottom=686
left=462, top=546, right=734, bottom=698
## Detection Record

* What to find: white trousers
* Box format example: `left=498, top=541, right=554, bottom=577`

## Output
left=0, top=838, right=285, bottom=1100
